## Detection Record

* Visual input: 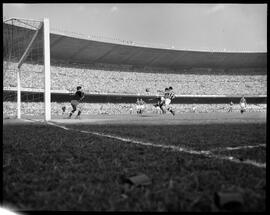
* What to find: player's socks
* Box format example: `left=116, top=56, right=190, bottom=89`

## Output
left=69, top=110, right=75, bottom=118
left=170, top=109, right=175, bottom=116
left=75, top=111, right=81, bottom=119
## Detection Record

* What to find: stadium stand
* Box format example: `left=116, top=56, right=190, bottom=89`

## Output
left=3, top=61, right=267, bottom=96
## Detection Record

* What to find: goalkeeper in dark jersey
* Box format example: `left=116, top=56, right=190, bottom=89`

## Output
left=68, top=86, right=85, bottom=119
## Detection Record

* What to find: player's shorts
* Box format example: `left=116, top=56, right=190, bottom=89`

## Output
left=240, top=102, right=246, bottom=110
left=71, top=100, right=83, bottom=110
left=71, top=100, right=79, bottom=106
left=165, top=98, right=171, bottom=106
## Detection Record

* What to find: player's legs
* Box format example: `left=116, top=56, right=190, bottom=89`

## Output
left=69, top=100, right=78, bottom=118
left=240, top=103, right=246, bottom=114
left=136, top=105, right=140, bottom=114
left=157, top=97, right=165, bottom=114
left=167, top=106, right=175, bottom=115
left=160, top=104, right=166, bottom=114
left=140, top=105, right=145, bottom=114
left=164, top=98, right=175, bottom=115
left=75, top=103, right=83, bottom=119
left=69, top=105, right=76, bottom=118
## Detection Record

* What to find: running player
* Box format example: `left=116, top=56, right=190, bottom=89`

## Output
left=68, top=86, right=85, bottom=119
left=154, top=88, right=169, bottom=114
left=159, top=87, right=176, bottom=115
left=228, top=101, right=233, bottom=112
left=163, top=86, right=176, bottom=115
left=240, top=96, right=247, bottom=114
left=139, top=98, right=146, bottom=114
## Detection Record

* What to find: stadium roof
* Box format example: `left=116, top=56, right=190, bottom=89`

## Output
left=4, top=19, right=267, bottom=69
left=49, top=29, right=267, bottom=68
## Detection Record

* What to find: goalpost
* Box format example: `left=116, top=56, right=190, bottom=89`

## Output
left=3, top=17, right=51, bottom=121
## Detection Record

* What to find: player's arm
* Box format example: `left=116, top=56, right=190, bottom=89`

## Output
left=171, top=92, right=176, bottom=100
left=79, top=91, right=85, bottom=102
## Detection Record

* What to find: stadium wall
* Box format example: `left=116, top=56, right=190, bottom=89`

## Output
left=3, top=90, right=267, bottom=104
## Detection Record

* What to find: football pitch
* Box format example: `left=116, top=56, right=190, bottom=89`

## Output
left=3, top=112, right=266, bottom=211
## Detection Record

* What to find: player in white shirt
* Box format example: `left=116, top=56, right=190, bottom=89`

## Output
left=240, top=96, right=247, bottom=114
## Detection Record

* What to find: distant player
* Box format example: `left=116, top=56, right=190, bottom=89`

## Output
left=154, top=88, right=169, bottom=113
left=129, top=106, right=133, bottom=114
left=136, top=98, right=145, bottom=114
left=68, top=86, right=85, bottom=119
left=99, top=105, right=109, bottom=114
left=62, top=106, right=66, bottom=115
left=161, top=86, right=176, bottom=115
left=136, top=98, right=141, bottom=114
left=228, top=101, right=233, bottom=112
left=240, top=96, right=247, bottom=114
left=139, top=98, right=146, bottom=114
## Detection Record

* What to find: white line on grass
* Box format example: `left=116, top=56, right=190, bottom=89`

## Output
left=209, top=144, right=266, bottom=152
left=28, top=119, right=266, bottom=169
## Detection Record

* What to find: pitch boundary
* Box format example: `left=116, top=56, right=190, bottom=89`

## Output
left=35, top=119, right=266, bottom=169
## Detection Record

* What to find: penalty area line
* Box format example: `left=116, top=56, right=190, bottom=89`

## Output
left=45, top=120, right=265, bottom=169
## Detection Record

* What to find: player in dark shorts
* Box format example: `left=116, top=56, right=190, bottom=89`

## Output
left=68, top=86, right=85, bottom=119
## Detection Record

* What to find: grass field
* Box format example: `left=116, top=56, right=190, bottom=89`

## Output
left=2, top=112, right=266, bottom=212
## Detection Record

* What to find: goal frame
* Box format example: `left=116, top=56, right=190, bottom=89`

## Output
left=14, top=17, right=51, bottom=121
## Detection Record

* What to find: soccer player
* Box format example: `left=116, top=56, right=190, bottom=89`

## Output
left=154, top=88, right=168, bottom=114
left=240, top=96, right=247, bottom=114
left=160, top=86, right=176, bottom=115
left=68, top=86, right=85, bottom=119
left=228, top=101, right=233, bottom=112
left=62, top=106, right=66, bottom=115
left=139, top=98, right=146, bottom=114
left=129, top=106, right=133, bottom=115
left=136, top=98, right=141, bottom=114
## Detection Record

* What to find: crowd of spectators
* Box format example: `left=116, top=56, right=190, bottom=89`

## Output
left=3, top=61, right=267, bottom=96
left=3, top=60, right=266, bottom=117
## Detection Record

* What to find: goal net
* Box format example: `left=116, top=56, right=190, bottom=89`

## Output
left=3, top=17, right=51, bottom=121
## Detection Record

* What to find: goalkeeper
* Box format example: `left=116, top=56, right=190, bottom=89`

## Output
left=68, top=86, right=85, bottom=119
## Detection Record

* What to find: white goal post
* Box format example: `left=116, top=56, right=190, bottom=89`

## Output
left=6, top=17, right=51, bottom=121
left=43, top=18, right=51, bottom=121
